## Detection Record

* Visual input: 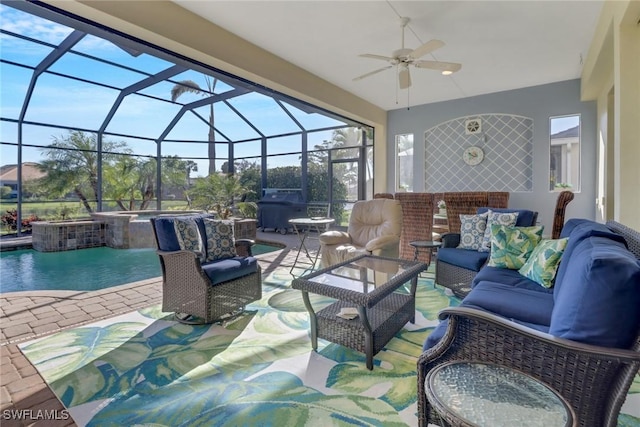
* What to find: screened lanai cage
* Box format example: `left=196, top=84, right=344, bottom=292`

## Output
left=0, top=1, right=374, bottom=236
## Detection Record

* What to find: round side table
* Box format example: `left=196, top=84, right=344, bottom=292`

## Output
left=425, top=361, right=576, bottom=427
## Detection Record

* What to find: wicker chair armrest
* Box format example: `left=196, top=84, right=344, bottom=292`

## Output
left=157, top=249, right=200, bottom=262
left=156, top=249, right=205, bottom=277
left=235, top=239, right=255, bottom=257
left=440, top=232, right=460, bottom=248
left=417, top=306, right=640, bottom=427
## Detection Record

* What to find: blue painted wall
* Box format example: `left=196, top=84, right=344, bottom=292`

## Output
left=386, top=79, right=597, bottom=234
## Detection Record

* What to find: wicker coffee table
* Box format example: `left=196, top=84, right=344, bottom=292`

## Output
left=291, top=255, right=427, bottom=370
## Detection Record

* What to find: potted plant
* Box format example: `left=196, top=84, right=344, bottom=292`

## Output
left=186, top=173, right=257, bottom=239
left=438, top=200, right=447, bottom=215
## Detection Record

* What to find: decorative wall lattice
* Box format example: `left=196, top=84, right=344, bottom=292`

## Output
left=425, top=114, right=533, bottom=192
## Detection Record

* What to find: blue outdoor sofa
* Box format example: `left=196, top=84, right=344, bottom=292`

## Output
left=418, top=219, right=640, bottom=426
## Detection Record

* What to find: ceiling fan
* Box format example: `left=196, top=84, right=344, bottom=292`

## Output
left=353, top=17, right=462, bottom=89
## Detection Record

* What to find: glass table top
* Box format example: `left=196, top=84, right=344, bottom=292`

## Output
left=305, top=256, right=414, bottom=294
left=427, top=362, right=573, bottom=426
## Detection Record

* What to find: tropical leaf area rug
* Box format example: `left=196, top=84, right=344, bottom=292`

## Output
left=19, top=266, right=640, bottom=427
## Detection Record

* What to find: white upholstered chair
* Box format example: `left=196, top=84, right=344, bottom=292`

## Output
left=318, top=199, right=403, bottom=267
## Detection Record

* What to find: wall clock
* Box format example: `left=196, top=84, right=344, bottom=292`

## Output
left=463, top=146, right=484, bottom=166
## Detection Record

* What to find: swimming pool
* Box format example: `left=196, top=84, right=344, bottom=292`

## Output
left=0, top=243, right=281, bottom=293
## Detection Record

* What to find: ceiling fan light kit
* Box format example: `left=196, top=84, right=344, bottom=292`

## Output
left=353, top=17, right=462, bottom=89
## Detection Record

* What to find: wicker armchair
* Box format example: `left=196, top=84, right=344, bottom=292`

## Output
left=395, top=193, right=434, bottom=264
left=151, top=215, right=262, bottom=324
left=419, top=220, right=640, bottom=427
left=552, top=190, right=575, bottom=239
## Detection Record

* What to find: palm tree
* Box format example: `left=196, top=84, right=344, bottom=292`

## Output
left=170, top=76, right=217, bottom=175
left=35, top=131, right=128, bottom=213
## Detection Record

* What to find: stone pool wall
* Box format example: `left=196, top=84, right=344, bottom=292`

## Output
left=31, top=212, right=258, bottom=252
left=32, top=220, right=105, bottom=252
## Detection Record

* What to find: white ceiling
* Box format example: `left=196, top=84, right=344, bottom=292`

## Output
left=173, top=1, right=604, bottom=111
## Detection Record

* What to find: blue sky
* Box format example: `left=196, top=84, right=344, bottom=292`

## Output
left=0, top=3, right=347, bottom=176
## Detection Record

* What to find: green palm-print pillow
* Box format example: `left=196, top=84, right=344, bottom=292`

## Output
left=487, top=224, right=544, bottom=270
left=518, top=238, right=569, bottom=288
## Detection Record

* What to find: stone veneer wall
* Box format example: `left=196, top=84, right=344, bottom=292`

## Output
left=91, top=213, right=132, bottom=249
left=233, top=219, right=257, bottom=240
left=31, top=215, right=258, bottom=252
left=32, top=220, right=105, bottom=252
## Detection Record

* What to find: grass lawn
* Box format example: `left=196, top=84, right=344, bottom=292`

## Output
left=0, top=200, right=190, bottom=235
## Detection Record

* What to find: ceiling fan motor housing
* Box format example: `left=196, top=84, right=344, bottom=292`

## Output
left=393, top=48, right=414, bottom=62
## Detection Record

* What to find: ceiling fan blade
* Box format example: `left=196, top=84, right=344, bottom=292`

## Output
left=358, top=53, right=395, bottom=62
left=415, top=60, right=462, bottom=73
left=408, top=39, right=445, bottom=60
left=353, top=65, right=393, bottom=81
left=398, top=66, right=411, bottom=89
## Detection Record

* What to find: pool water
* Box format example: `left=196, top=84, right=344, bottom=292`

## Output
left=0, top=243, right=280, bottom=293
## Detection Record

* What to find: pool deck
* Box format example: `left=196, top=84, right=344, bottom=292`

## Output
left=0, top=230, right=318, bottom=427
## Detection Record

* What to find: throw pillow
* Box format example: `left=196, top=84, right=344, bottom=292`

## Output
left=457, top=212, right=488, bottom=250
left=203, top=219, right=237, bottom=262
left=518, top=238, right=569, bottom=288
left=487, top=224, right=544, bottom=269
left=173, top=217, right=205, bottom=262
left=479, top=210, right=519, bottom=252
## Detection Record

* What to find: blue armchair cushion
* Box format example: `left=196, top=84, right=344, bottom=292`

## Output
left=153, top=217, right=182, bottom=252
left=438, top=247, right=489, bottom=272
left=202, top=256, right=259, bottom=285
left=153, top=213, right=214, bottom=252
left=549, top=235, right=640, bottom=348
left=203, top=219, right=237, bottom=262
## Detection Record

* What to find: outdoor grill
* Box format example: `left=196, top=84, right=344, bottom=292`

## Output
left=257, top=189, right=306, bottom=234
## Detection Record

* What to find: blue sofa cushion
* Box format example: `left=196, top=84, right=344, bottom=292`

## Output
left=549, top=235, right=640, bottom=348
left=438, top=247, right=489, bottom=272
left=202, top=256, right=259, bottom=285
left=477, top=207, right=537, bottom=227
left=554, top=219, right=627, bottom=298
left=462, top=281, right=554, bottom=326
left=471, top=266, right=554, bottom=293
